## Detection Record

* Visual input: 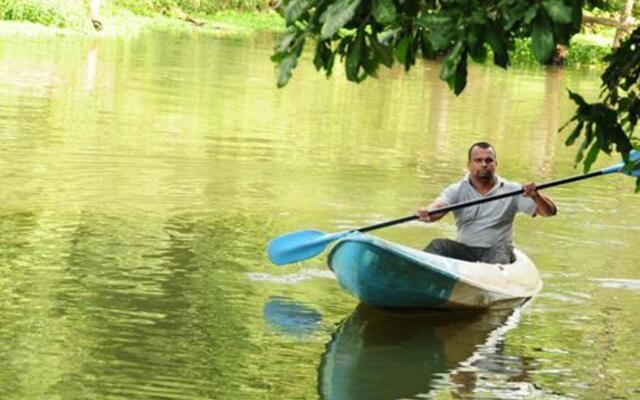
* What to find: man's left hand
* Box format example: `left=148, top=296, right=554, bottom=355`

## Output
left=522, top=182, right=539, bottom=199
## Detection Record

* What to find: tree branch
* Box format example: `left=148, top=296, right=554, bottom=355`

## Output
left=582, top=15, right=638, bottom=31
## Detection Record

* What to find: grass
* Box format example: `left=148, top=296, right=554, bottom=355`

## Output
left=206, top=10, right=284, bottom=32
left=0, top=0, right=87, bottom=28
left=0, top=0, right=284, bottom=34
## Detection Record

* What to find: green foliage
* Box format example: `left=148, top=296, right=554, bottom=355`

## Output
left=285, top=0, right=314, bottom=23
left=372, top=0, right=396, bottom=25
left=543, top=0, right=573, bottom=23
left=320, top=0, right=361, bottom=39
left=0, top=0, right=85, bottom=27
left=532, top=10, right=555, bottom=61
left=564, top=34, right=611, bottom=66
left=271, top=29, right=305, bottom=87
left=272, top=0, right=583, bottom=94
left=561, top=27, right=640, bottom=190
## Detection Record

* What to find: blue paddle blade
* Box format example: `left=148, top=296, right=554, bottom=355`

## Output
left=628, top=150, right=640, bottom=177
left=600, top=150, right=640, bottom=176
left=267, top=229, right=351, bottom=265
left=617, top=150, right=640, bottom=177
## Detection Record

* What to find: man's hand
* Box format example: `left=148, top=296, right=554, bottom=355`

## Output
left=522, top=182, right=557, bottom=217
left=522, top=182, right=539, bottom=198
left=417, top=200, right=449, bottom=223
left=416, top=208, right=434, bottom=222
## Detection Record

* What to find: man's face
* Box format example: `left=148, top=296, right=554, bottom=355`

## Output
left=467, top=146, right=497, bottom=182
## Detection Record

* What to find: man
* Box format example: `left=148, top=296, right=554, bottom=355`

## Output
left=416, top=142, right=556, bottom=264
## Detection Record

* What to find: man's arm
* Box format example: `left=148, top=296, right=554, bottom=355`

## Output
left=416, top=199, right=450, bottom=223
left=523, top=182, right=557, bottom=217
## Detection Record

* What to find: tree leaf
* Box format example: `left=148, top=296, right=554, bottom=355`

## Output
left=372, top=0, right=397, bottom=25
left=440, top=42, right=467, bottom=93
left=320, top=0, right=362, bottom=39
left=274, top=35, right=305, bottom=88
left=276, top=52, right=299, bottom=88
left=346, top=32, right=364, bottom=81
left=531, top=11, right=555, bottom=62
left=274, top=31, right=298, bottom=54
left=469, top=10, right=486, bottom=25
left=611, top=124, right=633, bottom=154
left=418, top=30, right=437, bottom=59
left=575, top=124, right=594, bottom=166
left=395, top=35, right=411, bottom=64
left=583, top=140, right=601, bottom=172
left=542, top=0, right=573, bottom=24
left=502, top=2, right=532, bottom=30
left=567, top=89, right=587, bottom=108
left=361, top=45, right=379, bottom=78
left=453, top=51, right=468, bottom=95
left=628, top=97, right=640, bottom=127
left=565, top=121, right=584, bottom=146
left=285, top=0, right=315, bottom=24
left=370, top=33, right=394, bottom=67
left=485, top=21, right=508, bottom=68
left=313, top=40, right=333, bottom=71
left=467, top=26, right=486, bottom=62
left=420, top=15, right=455, bottom=51
left=523, top=4, right=539, bottom=24
left=440, top=42, right=463, bottom=80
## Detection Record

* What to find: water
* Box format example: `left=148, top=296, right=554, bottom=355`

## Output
left=0, top=31, right=639, bottom=399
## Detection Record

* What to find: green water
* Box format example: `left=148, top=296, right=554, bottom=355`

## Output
left=0, top=31, right=638, bottom=399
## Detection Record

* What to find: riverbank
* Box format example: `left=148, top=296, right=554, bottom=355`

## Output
left=0, top=9, right=612, bottom=68
left=0, top=9, right=285, bottom=37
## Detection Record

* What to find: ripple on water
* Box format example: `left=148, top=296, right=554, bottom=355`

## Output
left=590, top=278, right=640, bottom=290
left=247, top=269, right=335, bottom=284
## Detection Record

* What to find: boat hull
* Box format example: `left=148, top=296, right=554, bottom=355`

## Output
left=327, top=233, right=542, bottom=308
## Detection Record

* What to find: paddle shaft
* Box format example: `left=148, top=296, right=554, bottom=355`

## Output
left=358, top=168, right=607, bottom=233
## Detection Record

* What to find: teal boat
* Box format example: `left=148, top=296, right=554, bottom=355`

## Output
left=327, top=233, right=542, bottom=308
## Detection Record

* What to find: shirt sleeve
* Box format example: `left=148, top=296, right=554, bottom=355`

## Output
left=437, top=183, right=459, bottom=205
left=516, top=194, right=537, bottom=216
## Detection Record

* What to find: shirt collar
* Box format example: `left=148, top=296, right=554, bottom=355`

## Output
left=463, top=173, right=505, bottom=195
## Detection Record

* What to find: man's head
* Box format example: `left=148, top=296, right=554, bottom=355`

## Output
left=467, top=142, right=497, bottom=183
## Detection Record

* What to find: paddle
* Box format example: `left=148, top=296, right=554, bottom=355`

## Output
left=268, top=151, right=640, bottom=265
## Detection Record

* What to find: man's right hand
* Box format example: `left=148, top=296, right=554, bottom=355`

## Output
left=416, top=208, right=433, bottom=222
left=417, top=200, right=449, bottom=223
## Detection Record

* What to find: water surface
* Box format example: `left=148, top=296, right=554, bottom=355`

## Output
left=0, top=31, right=638, bottom=399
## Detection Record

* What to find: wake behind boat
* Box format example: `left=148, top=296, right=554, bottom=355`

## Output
left=327, top=233, right=542, bottom=309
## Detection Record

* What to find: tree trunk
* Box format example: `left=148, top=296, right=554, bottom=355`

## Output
left=613, top=0, right=636, bottom=48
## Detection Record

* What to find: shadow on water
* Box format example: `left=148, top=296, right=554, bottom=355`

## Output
left=318, top=303, right=523, bottom=400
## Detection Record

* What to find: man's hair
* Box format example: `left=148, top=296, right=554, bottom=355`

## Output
left=468, top=141, right=496, bottom=160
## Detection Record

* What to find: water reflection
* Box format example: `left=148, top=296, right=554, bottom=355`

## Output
left=85, top=40, right=99, bottom=92
left=318, top=304, right=527, bottom=400
left=263, top=296, right=322, bottom=337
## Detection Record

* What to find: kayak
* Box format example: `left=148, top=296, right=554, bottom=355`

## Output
left=327, top=233, right=542, bottom=308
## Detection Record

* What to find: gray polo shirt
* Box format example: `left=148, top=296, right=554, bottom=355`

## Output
left=437, top=174, right=537, bottom=248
